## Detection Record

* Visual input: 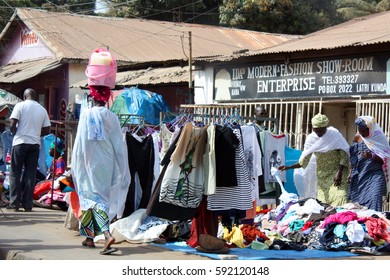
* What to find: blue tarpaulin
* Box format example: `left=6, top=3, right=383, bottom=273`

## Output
left=152, top=241, right=359, bottom=260
left=110, top=86, right=171, bottom=125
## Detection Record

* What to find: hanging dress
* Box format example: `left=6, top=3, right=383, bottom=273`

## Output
left=159, top=122, right=207, bottom=209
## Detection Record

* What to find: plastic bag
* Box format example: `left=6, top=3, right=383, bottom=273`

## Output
left=293, top=155, right=317, bottom=199
left=111, top=86, right=171, bottom=125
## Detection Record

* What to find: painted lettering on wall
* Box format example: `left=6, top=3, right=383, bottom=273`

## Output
left=20, top=29, right=39, bottom=47
left=214, top=56, right=388, bottom=100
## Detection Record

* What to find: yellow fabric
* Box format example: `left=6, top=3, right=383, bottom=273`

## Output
left=300, top=149, right=349, bottom=206
left=264, top=231, right=291, bottom=247
left=311, top=113, right=329, bottom=128
left=373, top=239, right=385, bottom=246
left=223, top=226, right=246, bottom=248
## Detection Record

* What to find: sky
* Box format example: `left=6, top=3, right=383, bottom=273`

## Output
left=95, top=0, right=109, bottom=13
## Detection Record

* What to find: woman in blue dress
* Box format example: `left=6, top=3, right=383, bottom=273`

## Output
left=348, top=116, right=390, bottom=211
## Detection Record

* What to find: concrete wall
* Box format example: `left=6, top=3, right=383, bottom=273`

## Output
left=194, top=66, right=214, bottom=104
left=69, top=64, right=88, bottom=104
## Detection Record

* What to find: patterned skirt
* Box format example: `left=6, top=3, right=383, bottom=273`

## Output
left=79, top=205, right=109, bottom=238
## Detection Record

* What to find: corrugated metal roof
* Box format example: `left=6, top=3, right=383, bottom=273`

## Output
left=235, top=11, right=390, bottom=59
left=0, top=59, right=62, bottom=83
left=117, top=66, right=190, bottom=86
left=10, top=8, right=295, bottom=64
left=71, top=66, right=191, bottom=88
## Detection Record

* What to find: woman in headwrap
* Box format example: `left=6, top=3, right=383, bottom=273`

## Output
left=71, top=84, right=131, bottom=254
left=348, top=116, right=390, bottom=211
left=71, top=49, right=131, bottom=255
left=279, top=113, right=350, bottom=206
left=48, top=138, right=66, bottom=177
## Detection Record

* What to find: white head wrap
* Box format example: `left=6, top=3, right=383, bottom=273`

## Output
left=355, top=116, right=390, bottom=160
left=300, top=126, right=350, bottom=160
left=355, top=116, right=390, bottom=192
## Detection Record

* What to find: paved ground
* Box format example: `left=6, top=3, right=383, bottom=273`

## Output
left=1, top=206, right=389, bottom=261
left=0, top=206, right=209, bottom=260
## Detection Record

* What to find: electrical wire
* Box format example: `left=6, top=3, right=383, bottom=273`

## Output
left=0, top=0, right=306, bottom=58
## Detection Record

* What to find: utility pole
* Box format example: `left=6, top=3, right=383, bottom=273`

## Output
left=173, top=8, right=182, bottom=22
left=188, top=31, right=193, bottom=104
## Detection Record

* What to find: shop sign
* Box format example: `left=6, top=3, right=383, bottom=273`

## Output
left=20, top=29, right=39, bottom=47
left=214, top=55, right=389, bottom=100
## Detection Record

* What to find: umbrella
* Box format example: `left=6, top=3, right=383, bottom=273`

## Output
left=0, top=89, right=22, bottom=117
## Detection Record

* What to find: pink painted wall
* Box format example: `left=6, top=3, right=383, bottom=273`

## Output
left=0, top=21, right=70, bottom=121
left=1, top=23, right=54, bottom=65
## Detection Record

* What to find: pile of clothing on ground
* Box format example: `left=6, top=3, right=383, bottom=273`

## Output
left=236, top=197, right=390, bottom=255
left=89, top=196, right=390, bottom=256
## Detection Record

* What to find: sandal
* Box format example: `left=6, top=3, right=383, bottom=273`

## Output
left=82, top=239, right=96, bottom=248
left=100, top=247, right=118, bottom=255
left=351, top=248, right=383, bottom=256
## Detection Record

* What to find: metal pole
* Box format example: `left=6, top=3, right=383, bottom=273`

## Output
left=188, top=31, right=193, bottom=104
left=50, top=123, right=58, bottom=207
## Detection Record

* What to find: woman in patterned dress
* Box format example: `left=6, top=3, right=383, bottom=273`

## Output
left=279, top=113, right=350, bottom=206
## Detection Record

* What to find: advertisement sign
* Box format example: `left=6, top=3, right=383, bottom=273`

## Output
left=214, top=55, right=389, bottom=100
left=20, top=29, right=39, bottom=47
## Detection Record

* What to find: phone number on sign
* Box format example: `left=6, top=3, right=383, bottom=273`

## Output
left=215, top=266, right=270, bottom=276
left=321, top=74, right=359, bottom=84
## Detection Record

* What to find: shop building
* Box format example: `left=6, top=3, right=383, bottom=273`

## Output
left=193, top=11, right=390, bottom=148
left=0, top=8, right=294, bottom=120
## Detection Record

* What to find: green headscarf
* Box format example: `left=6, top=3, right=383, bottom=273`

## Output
left=50, top=139, right=65, bottom=155
left=311, top=113, right=329, bottom=128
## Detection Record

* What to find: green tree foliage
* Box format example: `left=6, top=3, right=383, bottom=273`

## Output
left=106, top=0, right=221, bottom=25
left=219, top=0, right=344, bottom=35
left=1, top=0, right=390, bottom=37
left=41, top=0, right=96, bottom=14
left=336, top=0, right=390, bottom=21
left=0, top=0, right=95, bottom=32
left=1, top=1, right=40, bottom=33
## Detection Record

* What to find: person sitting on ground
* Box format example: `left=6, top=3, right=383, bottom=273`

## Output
left=33, top=138, right=67, bottom=209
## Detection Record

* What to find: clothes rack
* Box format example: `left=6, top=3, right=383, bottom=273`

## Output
left=241, top=116, right=279, bottom=133
left=117, top=114, right=144, bottom=128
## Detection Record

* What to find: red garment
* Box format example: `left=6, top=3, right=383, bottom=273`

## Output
left=33, top=180, right=52, bottom=200
left=51, top=157, right=66, bottom=176
left=301, top=221, right=313, bottom=231
left=365, top=216, right=390, bottom=242
left=89, top=86, right=111, bottom=102
left=33, top=158, right=66, bottom=200
left=186, top=196, right=218, bottom=248
left=258, top=208, right=272, bottom=214
left=243, top=200, right=256, bottom=220
left=70, top=191, right=81, bottom=219
left=240, top=224, right=269, bottom=245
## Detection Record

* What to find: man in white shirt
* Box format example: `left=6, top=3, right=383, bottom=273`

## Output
left=7, top=88, right=51, bottom=212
